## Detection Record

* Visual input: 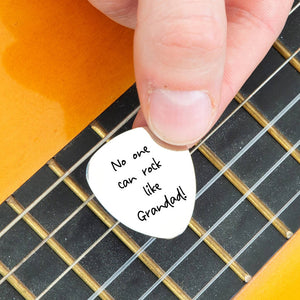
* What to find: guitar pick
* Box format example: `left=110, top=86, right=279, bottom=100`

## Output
left=86, top=127, right=196, bottom=239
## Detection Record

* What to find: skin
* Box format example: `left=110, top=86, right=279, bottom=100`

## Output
left=88, top=0, right=293, bottom=147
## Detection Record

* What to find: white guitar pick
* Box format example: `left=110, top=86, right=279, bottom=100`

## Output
left=86, top=127, right=196, bottom=239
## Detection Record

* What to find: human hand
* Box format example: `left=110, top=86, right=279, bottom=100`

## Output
left=89, top=0, right=293, bottom=146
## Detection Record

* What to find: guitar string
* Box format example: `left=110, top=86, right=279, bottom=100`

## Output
left=89, top=42, right=299, bottom=300
left=91, top=145, right=300, bottom=300
left=82, top=237, right=155, bottom=300
left=0, top=106, right=139, bottom=240
left=0, top=194, right=96, bottom=285
left=0, top=47, right=297, bottom=243
left=194, top=97, right=299, bottom=200
left=45, top=53, right=300, bottom=298
left=37, top=91, right=300, bottom=299
left=190, top=47, right=299, bottom=155
left=18, top=9, right=300, bottom=298
left=1, top=7, right=299, bottom=290
left=290, top=1, right=300, bottom=15
left=0, top=5, right=298, bottom=298
left=87, top=238, right=156, bottom=300
left=41, top=55, right=300, bottom=297
left=192, top=189, right=300, bottom=299
left=35, top=221, right=121, bottom=300
left=84, top=102, right=300, bottom=299
left=0, top=50, right=298, bottom=290
left=139, top=139, right=300, bottom=300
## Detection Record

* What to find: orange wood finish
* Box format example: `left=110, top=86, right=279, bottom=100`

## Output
left=0, top=0, right=135, bottom=203
left=234, top=229, right=300, bottom=300
left=1, top=2, right=299, bottom=299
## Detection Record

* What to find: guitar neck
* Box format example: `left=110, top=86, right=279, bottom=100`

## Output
left=0, top=1, right=299, bottom=299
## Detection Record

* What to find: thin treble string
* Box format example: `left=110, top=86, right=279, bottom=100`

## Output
left=28, top=89, right=298, bottom=296
left=0, top=106, right=140, bottom=240
left=193, top=189, right=300, bottom=299
left=43, top=88, right=300, bottom=297
left=139, top=139, right=300, bottom=300
left=45, top=7, right=299, bottom=296
left=18, top=53, right=300, bottom=297
left=0, top=48, right=298, bottom=243
left=0, top=194, right=95, bottom=285
left=88, top=93, right=299, bottom=300
left=195, top=93, right=299, bottom=200
left=1, top=51, right=298, bottom=290
left=290, top=1, right=300, bottom=15
left=35, top=221, right=121, bottom=300
left=87, top=237, right=156, bottom=300
left=0, top=35, right=298, bottom=296
left=190, top=48, right=300, bottom=155
left=41, top=64, right=300, bottom=297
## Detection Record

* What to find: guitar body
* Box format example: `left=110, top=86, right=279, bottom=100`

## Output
left=0, top=1, right=299, bottom=299
left=0, top=0, right=134, bottom=202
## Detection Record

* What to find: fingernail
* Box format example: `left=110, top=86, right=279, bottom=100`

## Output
left=148, top=89, right=213, bottom=146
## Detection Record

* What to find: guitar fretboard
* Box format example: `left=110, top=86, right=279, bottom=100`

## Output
left=0, top=3, right=299, bottom=300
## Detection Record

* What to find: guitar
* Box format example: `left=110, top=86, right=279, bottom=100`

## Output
left=0, top=0, right=299, bottom=299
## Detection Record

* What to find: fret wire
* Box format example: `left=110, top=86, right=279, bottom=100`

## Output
left=48, top=159, right=91, bottom=201
left=49, top=132, right=250, bottom=299
left=56, top=30, right=300, bottom=300
left=234, top=92, right=300, bottom=164
left=277, top=3, right=300, bottom=70
left=193, top=189, right=300, bottom=299
left=0, top=5, right=296, bottom=298
left=1, top=70, right=297, bottom=292
left=0, top=106, right=140, bottom=240
left=190, top=48, right=300, bottom=155
left=0, top=48, right=297, bottom=243
left=193, top=2, right=300, bottom=294
left=35, top=222, right=120, bottom=300
left=0, top=17, right=298, bottom=298
left=273, top=40, right=300, bottom=71
left=42, top=65, right=300, bottom=297
left=187, top=219, right=251, bottom=282
left=195, top=93, right=299, bottom=201
left=88, top=98, right=300, bottom=299
left=88, top=238, right=156, bottom=300
left=48, top=158, right=192, bottom=300
left=139, top=139, right=300, bottom=300
left=40, top=83, right=298, bottom=298
left=6, top=196, right=113, bottom=300
left=0, top=194, right=97, bottom=286
left=45, top=122, right=250, bottom=299
left=0, top=261, right=36, bottom=300
left=198, top=144, right=292, bottom=238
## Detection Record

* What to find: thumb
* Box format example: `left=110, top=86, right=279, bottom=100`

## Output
left=134, top=0, right=227, bottom=146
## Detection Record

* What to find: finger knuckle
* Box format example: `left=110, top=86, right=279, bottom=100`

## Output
left=156, top=15, right=225, bottom=54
